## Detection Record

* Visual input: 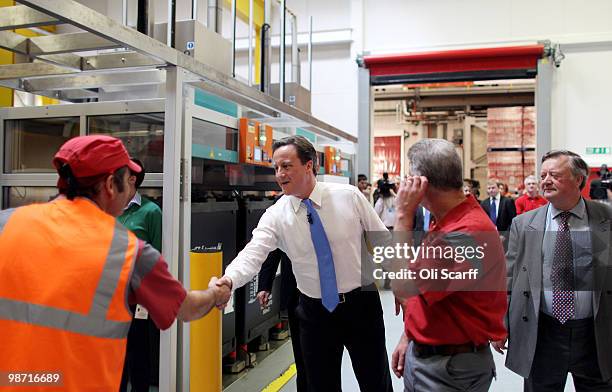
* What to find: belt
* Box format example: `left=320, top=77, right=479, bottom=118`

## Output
left=301, top=283, right=377, bottom=305
left=413, top=342, right=489, bottom=358
left=539, top=312, right=593, bottom=328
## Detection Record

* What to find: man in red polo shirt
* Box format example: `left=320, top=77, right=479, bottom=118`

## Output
left=515, top=175, right=547, bottom=214
left=390, top=139, right=507, bottom=392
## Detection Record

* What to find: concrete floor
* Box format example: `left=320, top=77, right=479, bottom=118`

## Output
left=276, top=290, right=576, bottom=392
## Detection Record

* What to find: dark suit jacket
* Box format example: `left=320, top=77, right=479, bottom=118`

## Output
left=481, top=196, right=517, bottom=232
left=258, top=249, right=298, bottom=311
left=505, top=200, right=612, bottom=379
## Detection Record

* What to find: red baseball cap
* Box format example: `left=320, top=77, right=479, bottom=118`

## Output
left=53, top=135, right=141, bottom=179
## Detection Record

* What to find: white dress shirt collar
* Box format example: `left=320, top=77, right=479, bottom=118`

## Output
left=549, top=197, right=586, bottom=221
left=289, top=181, right=322, bottom=213
left=124, top=191, right=142, bottom=210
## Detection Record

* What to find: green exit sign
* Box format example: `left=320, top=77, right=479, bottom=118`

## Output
left=586, top=147, right=611, bottom=155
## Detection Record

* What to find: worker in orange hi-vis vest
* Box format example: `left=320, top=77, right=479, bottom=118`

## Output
left=0, top=135, right=230, bottom=391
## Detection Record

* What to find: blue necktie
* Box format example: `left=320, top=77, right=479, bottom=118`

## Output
left=303, top=199, right=339, bottom=312
left=490, top=198, right=497, bottom=224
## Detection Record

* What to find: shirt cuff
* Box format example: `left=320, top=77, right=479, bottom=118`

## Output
left=224, top=268, right=245, bottom=292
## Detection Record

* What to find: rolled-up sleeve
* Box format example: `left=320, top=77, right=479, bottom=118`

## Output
left=224, top=208, right=280, bottom=290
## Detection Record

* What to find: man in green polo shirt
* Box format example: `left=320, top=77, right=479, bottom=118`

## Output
left=118, top=159, right=163, bottom=392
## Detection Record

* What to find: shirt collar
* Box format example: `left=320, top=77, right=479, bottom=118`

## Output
left=125, top=192, right=142, bottom=210
left=289, top=181, right=322, bottom=213
left=434, top=195, right=476, bottom=229
left=491, top=193, right=501, bottom=202
left=550, top=197, right=586, bottom=220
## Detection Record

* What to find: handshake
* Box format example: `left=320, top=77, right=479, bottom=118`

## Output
left=209, top=275, right=233, bottom=309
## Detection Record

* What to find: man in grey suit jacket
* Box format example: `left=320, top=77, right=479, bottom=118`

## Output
left=493, top=150, right=612, bottom=391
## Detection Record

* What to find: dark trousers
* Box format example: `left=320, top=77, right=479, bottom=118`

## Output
left=287, top=295, right=308, bottom=392
left=119, top=316, right=160, bottom=392
left=296, top=286, right=393, bottom=392
left=525, top=313, right=612, bottom=392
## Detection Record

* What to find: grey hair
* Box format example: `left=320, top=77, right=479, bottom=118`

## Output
left=524, top=175, right=537, bottom=185
left=541, top=150, right=589, bottom=190
left=407, top=138, right=463, bottom=190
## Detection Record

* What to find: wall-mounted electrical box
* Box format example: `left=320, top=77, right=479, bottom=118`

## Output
left=258, top=124, right=273, bottom=166
left=239, top=118, right=272, bottom=166
left=324, top=146, right=341, bottom=175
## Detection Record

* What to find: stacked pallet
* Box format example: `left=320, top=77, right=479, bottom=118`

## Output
left=487, top=107, right=536, bottom=193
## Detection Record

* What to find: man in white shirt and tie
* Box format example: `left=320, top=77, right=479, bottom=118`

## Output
left=215, top=136, right=393, bottom=392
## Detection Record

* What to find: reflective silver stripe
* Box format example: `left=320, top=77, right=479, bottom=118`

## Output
left=130, top=242, right=161, bottom=292
left=89, top=222, right=129, bottom=319
left=0, top=298, right=130, bottom=339
left=0, top=220, right=132, bottom=338
left=0, top=208, right=16, bottom=234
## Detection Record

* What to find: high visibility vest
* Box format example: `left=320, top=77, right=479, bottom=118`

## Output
left=0, top=198, right=138, bottom=391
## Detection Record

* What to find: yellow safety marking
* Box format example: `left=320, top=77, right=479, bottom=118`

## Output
left=0, top=0, right=15, bottom=107
left=224, top=0, right=264, bottom=27
left=190, top=250, right=223, bottom=391
left=261, top=363, right=297, bottom=392
left=223, top=0, right=263, bottom=84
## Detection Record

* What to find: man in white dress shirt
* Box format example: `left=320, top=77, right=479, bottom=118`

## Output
left=215, top=136, right=393, bottom=392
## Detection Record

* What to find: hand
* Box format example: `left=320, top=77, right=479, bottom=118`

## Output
left=208, top=276, right=220, bottom=289
left=257, top=291, right=270, bottom=309
left=396, top=176, right=428, bottom=215
left=214, top=284, right=231, bottom=308
left=215, top=275, right=233, bottom=290
left=391, top=333, right=409, bottom=378
left=491, top=338, right=507, bottom=354
left=395, top=297, right=403, bottom=316
left=210, top=276, right=232, bottom=309
left=394, top=176, right=428, bottom=231
left=209, top=277, right=231, bottom=308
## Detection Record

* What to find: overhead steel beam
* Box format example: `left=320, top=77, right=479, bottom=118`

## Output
left=375, top=93, right=535, bottom=108
left=33, top=89, right=98, bottom=101
left=0, top=5, right=60, bottom=30
left=15, top=0, right=356, bottom=143
left=0, top=30, right=119, bottom=56
left=0, top=30, right=28, bottom=53
left=28, top=32, right=120, bottom=55
left=0, top=31, right=83, bottom=69
left=373, top=84, right=535, bottom=100
left=0, top=62, right=76, bottom=80
left=36, top=54, right=82, bottom=70
left=414, top=93, right=534, bottom=108
left=81, top=52, right=165, bottom=71
left=23, top=69, right=164, bottom=91
left=17, top=0, right=178, bottom=64
left=0, top=79, right=20, bottom=90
